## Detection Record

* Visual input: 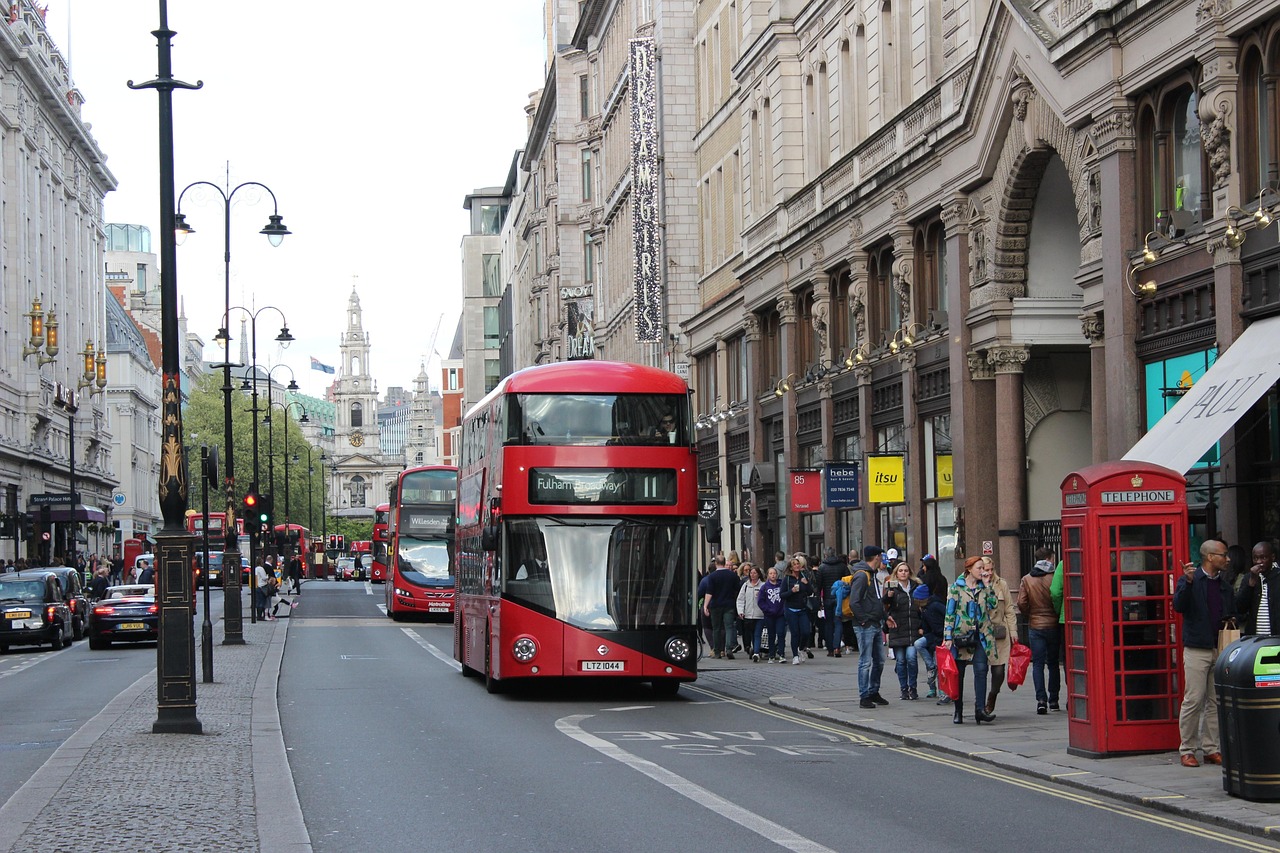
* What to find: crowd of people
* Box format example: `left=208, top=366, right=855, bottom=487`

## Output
left=699, top=535, right=1279, bottom=742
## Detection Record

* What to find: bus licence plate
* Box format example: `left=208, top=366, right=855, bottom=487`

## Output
left=581, top=660, right=624, bottom=672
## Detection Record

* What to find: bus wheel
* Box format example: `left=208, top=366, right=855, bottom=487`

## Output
left=484, top=639, right=504, bottom=694
left=651, top=680, right=680, bottom=698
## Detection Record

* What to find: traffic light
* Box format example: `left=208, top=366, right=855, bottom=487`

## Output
left=336, top=534, right=346, bottom=552
left=20, top=512, right=33, bottom=541
left=243, top=490, right=260, bottom=517
left=259, top=493, right=274, bottom=528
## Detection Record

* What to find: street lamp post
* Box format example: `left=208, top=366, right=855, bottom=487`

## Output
left=176, top=185, right=290, bottom=647
left=264, top=400, right=307, bottom=572
left=294, top=445, right=325, bottom=578
left=129, top=0, right=202, bottom=733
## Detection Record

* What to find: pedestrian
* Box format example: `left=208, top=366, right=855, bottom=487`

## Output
left=89, top=566, right=110, bottom=600
left=981, top=555, right=1019, bottom=717
left=137, top=560, right=155, bottom=585
left=288, top=554, right=303, bottom=595
left=943, top=556, right=998, bottom=725
left=918, top=554, right=948, bottom=599
left=1017, top=548, right=1062, bottom=714
left=884, top=561, right=923, bottom=699
left=737, top=564, right=765, bottom=661
left=1236, top=540, right=1280, bottom=636
left=816, top=546, right=848, bottom=657
left=1173, top=539, right=1236, bottom=767
left=914, top=584, right=945, bottom=700
left=758, top=566, right=786, bottom=661
left=110, top=553, right=123, bottom=585
left=254, top=562, right=275, bottom=621
left=781, top=557, right=815, bottom=664
left=848, top=545, right=887, bottom=708
left=702, top=554, right=740, bottom=659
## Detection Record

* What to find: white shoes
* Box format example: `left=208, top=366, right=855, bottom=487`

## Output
left=792, top=655, right=800, bottom=665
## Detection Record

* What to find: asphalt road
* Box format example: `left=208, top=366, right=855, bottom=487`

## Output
left=279, top=583, right=1268, bottom=853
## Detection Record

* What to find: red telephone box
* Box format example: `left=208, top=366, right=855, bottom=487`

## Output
left=1060, top=461, right=1188, bottom=757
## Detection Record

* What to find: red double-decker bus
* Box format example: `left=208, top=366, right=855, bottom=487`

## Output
left=386, top=466, right=457, bottom=620
left=185, top=510, right=248, bottom=586
left=273, top=523, right=311, bottom=579
left=454, top=361, right=699, bottom=695
left=370, top=503, right=391, bottom=583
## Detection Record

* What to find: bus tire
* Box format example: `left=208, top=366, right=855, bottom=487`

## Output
left=651, top=680, right=680, bottom=698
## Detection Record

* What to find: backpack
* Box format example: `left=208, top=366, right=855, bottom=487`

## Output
left=842, top=568, right=875, bottom=618
left=832, top=578, right=851, bottom=618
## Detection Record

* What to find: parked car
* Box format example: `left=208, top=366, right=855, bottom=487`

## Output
left=0, top=570, right=72, bottom=653
left=38, top=566, right=90, bottom=641
left=336, top=557, right=356, bottom=581
left=87, top=587, right=159, bottom=650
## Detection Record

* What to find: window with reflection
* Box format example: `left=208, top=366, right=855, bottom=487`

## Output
left=1239, top=41, right=1278, bottom=194
left=1136, top=76, right=1207, bottom=236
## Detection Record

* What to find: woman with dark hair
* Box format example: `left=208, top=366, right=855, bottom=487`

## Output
left=942, top=556, right=998, bottom=724
left=1225, top=543, right=1248, bottom=591
left=918, top=554, right=948, bottom=599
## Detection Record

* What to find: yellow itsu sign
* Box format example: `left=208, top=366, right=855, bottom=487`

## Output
left=936, top=454, right=953, bottom=498
left=867, top=456, right=905, bottom=503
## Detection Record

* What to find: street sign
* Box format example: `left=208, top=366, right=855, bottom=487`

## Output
left=30, top=493, right=78, bottom=506
left=698, top=498, right=719, bottom=520
left=113, top=492, right=126, bottom=506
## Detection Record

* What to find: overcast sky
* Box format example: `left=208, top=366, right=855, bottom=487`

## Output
left=51, top=1, right=544, bottom=400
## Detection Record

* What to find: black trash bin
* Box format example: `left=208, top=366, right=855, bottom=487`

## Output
left=1215, top=635, right=1280, bottom=801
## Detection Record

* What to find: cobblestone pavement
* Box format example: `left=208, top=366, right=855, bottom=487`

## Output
left=0, top=614, right=307, bottom=853
left=697, top=646, right=1280, bottom=843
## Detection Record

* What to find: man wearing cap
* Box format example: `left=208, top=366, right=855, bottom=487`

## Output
left=848, top=545, right=888, bottom=709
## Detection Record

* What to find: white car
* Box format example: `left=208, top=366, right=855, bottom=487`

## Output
left=104, top=584, right=156, bottom=599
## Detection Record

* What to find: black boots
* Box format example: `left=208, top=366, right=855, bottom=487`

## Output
left=974, top=704, right=996, bottom=724
left=953, top=703, right=964, bottom=724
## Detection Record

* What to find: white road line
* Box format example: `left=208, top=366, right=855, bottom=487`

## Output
left=0, top=644, right=71, bottom=680
left=556, top=714, right=837, bottom=853
left=402, top=627, right=461, bottom=671
left=364, top=581, right=374, bottom=595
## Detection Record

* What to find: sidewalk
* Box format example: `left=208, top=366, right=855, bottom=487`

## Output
left=0, top=613, right=308, bottom=853
left=698, top=648, right=1280, bottom=842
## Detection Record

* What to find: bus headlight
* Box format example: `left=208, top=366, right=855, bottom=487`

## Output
left=665, top=636, right=691, bottom=662
left=512, top=637, right=538, bottom=663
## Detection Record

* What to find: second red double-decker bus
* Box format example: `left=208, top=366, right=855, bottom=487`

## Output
left=370, top=503, right=391, bottom=583
left=454, top=361, right=699, bottom=695
left=386, top=466, right=457, bottom=620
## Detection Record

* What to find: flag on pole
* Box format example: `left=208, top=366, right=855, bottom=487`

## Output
left=310, top=356, right=336, bottom=374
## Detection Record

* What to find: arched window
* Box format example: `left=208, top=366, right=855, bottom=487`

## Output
left=350, top=476, right=366, bottom=507
left=351, top=402, right=363, bottom=428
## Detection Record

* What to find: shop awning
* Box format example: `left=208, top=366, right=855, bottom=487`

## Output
left=38, top=504, right=107, bottom=523
left=1124, top=315, right=1280, bottom=473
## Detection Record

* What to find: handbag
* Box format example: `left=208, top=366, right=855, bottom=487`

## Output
left=1218, top=618, right=1242, bottom=650
left=937, top=645, right=961, bottom=701
left=992, top=624, right=1008, bottom=640
left=952, top=629, right=980, bottom=650
left=1007, top=642, right=1031, bottom=690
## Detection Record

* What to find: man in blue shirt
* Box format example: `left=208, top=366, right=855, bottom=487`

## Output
left=1172, top=539, right=1236, bottom=768
left=702, top=554, right=741, bottom=659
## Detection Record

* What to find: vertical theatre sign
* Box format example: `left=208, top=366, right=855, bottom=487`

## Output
left=630, top=36, right=661, bottom=343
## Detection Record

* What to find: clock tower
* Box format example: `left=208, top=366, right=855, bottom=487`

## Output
left=330, top=285, right=397, bottom=520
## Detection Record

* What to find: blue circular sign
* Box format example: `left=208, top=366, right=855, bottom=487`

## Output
left=113, top=492, right=126, bottom=506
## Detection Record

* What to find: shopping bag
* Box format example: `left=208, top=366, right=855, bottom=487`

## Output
left=937, top=645, right=960, bottom=701
left=1007, top=642, right=1032, bottom=690
left=1218, top=618, right=1241, bottom=650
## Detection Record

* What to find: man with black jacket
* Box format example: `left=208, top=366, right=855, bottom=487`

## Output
left=816, top=547, right=848, bottom=656
left=1172, top=539, right=1236, bottom=768
left=849, top=546, right=887, bottom=709
left=1237, top=540, right=1280, bottom=637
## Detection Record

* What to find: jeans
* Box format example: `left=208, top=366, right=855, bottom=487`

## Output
left=255, top=588, right=270, bottom=618
left=956, top=641, right=990, bottom=708
left=824, top=602, right=844, bottom=651
left=784, top=608, right=811, bottom=656
left=1027, top=626, right=1061, bottom=704
left=893, top=643, right=918, bottom=691
left=742, top=618, right=760, bottom=654
left=709, top=605, right=736, bottom=653
left=760, top=614, right=786, bottom=657
left=852, top=624, right=885, bottom=698
left=914, top=637, right=937, bottom=684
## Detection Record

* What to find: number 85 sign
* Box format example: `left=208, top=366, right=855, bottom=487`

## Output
left=790, top=470, right=821, bottom=513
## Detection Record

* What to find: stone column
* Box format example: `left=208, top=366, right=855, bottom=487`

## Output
left=964, top=351, right=996, bottom=564
left=1081, top=313, right=1107, bottom=464
left=778, top=292, right=799, bottom=552
left=898, top=345, right=922, bottom=559
left=989, top=345, right=1029, bottom=586
left=744, top=312, right=764, bottom=558
left=1209, top=235, right=1245, bottom=543
left=941, top=196, right=971, bottom=576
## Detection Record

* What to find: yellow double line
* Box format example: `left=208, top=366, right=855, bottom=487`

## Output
left=686, top=684, right=1277, bottom=851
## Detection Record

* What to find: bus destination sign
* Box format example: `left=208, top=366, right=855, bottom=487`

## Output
left=529, top=468, right=676, bottom=505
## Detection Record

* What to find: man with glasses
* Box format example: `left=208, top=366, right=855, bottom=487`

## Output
left=651, top=413, right=677, bottom=444
left=1172, top=539, right=1237, bottom=768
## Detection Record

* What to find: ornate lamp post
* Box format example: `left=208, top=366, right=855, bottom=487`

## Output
left=294, top=444, right=326, bottom=579
left=129, top=0, right=202, bottom=733
left=263, top=400, right=308, bottom=569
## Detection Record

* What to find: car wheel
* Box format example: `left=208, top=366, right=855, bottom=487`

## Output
left=72, top=616, right=85, bottom=641
left=49, top=624, right=64, bottom=651
left=0, top=644, right=7, bottom=654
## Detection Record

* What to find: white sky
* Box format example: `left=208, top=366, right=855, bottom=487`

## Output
left=50, top=1, right=545, bottom=400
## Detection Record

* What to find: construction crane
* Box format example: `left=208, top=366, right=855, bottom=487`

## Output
left=420, top=312, right=444, bottom=377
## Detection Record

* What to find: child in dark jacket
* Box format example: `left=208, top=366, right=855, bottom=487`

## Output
left=914, top=585, right=947, bottom=700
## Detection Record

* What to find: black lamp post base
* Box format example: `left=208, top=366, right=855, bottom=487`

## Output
left=152, top=708, right=203, bottom=735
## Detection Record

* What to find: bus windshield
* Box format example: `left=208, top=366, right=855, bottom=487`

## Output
left=504, top=518, right=694, bottom=630
left=510, top=393, right=689, bottom=446
left=396, top=536, right=453, bottom=584
left=400, top=469, right=457, bottom=504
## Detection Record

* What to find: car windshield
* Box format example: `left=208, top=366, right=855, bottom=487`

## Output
left=0, top=580, right=44, bottom=600
left=503, top=517, right=694, bottom=630
left=396, top=537, right=452, bottom=584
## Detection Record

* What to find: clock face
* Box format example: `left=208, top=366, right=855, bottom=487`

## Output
left=349, top=431, right=364, bottom=447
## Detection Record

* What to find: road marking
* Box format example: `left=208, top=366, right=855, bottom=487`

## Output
left=0, top=645, right=70, bottom=680
left=557, top=714, right=838, bottom=853
left=364, top=581, right=374, bottom=595
left=402, top=628, right=461, bottom=671
left=376, top=604, right=387, bottom=615
left=688, top=684, right=1273, bottom=852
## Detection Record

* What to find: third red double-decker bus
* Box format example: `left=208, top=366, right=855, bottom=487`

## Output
left=370, top=503, right=391, bottom=583
left=386, top=466, right=457, bottom=620
left=454, top=361, right=699, bottom=695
